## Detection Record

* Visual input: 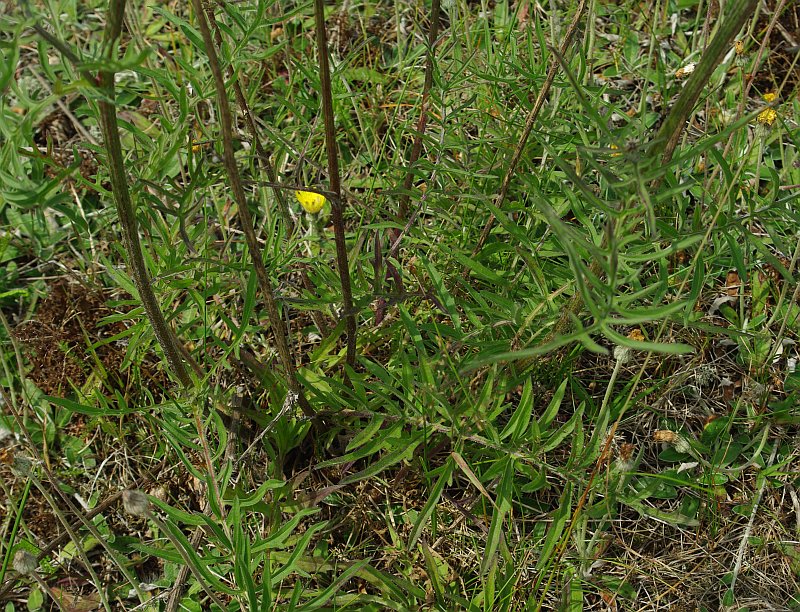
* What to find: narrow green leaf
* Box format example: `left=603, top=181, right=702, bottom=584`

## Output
left=421, top=255, right=462, bottom=334
left=602, top=325, right=694, bottom=354
left=536, top=484, right=572, bottom=571
left=399, top=305, right=434, bottom=386
left=314, top=422, right=403, bottom=469
left=542, top=402, right=584, bottom=453
left=46, top=395, right=138, bottom=417
left=346, top=416, right=386, bottom=452
left=538, top=378, right=568, bottom=430
left=450, top=250, right=505, bottom=284
left=409, top=457, right=454, bottom=549
left=337, top=433, right=422, bottom=486
left=500, top=378, right=534, bottom=441
left=301, top=560, right=370, bottom=610
left=481, top=458, right=515, bottom=574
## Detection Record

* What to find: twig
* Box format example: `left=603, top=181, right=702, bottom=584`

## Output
left=313, top=0, right=358, bottom=366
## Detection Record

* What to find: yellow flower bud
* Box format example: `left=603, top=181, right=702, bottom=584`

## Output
left=296, top=190, right=326, bottom=214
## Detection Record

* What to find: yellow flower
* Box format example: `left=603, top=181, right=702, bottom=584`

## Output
left=762, top=92, right=777, bottom=103
left=757, top=108, right=777, bottom=126
left=296, top=190, right=326, bottom=214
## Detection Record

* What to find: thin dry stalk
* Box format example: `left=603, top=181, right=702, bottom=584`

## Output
left=207, top=4, right=294, bottom=234
left=397, top=0, right=442, bottom=221
left=191, top=0, right=315, bottom=417
left=730, top=442, right=779, bottom=594
left=313, top=0, right=357, bottom=366
left=472, top=0, right=587, bottom=256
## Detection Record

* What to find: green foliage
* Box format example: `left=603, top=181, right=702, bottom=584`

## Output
left=1, top=0, right=798, bottom=609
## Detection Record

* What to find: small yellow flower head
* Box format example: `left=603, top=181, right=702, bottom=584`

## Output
left=296, top=190, right=326, bottom=214
left=757, top=108, right=777, bottom=126
left=734, top=40, right=745, bottom=56
left=762, top=92, right=777, bottom=103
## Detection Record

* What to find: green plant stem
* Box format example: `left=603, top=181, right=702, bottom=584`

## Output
left=98, top=0, right=201, bottom=388
left=190, top=0, right=315, bottom=417
left=146, top=510, right=228, bottom=610
left=652, top=0, right=759, bottom=165
left=397, top=0, right=441, bottom=221
left=95, top=4, right=227, bottom=528
left=22, top=0, right=202, bottom=388
left=313, top=0, right=357, bottom=366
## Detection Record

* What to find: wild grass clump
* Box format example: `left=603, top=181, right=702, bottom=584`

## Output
left=1, top=0, right=799, bottom=609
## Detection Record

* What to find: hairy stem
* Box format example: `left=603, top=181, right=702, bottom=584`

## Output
left=97, top=0, right=200, bottom=387
left=652, top=0, right=759, bottom=165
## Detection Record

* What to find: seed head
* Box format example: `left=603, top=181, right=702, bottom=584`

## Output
left=122, top=490, right=150, bottom=517
left=13, top=550, right=37, bottom=575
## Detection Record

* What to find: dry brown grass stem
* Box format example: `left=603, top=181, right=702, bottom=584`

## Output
left=397, top=0, right=442, bottom=222
left=207, top=3, right=295, bottom=234
left=472, top=0, right=587, bottom=257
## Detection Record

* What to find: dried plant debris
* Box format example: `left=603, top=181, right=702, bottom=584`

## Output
left=13, top=280, right=165, bottom=397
